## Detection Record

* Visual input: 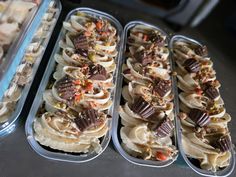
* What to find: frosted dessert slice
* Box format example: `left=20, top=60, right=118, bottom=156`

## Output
left=119, top=25, right=177, bottom=161
left=33, top=11, right=119, bottom=154
left=173, top=40, right=233, bottom=172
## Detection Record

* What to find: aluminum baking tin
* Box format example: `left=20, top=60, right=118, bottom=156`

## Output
left=112, top=21, right=179, bottom=167
left=25, top=7, right=123, bottom=163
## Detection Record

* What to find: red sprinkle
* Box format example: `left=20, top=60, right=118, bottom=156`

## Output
left=75, top=94, right=81, bottom=102
left=73, top=80, right=81, bottom=85
left=156, top=151, right=168, bottom=161
left=86, top=82, right=93, bottom=91
left=195, top=87, right=203, bottom=95
left=143, top=34, right=148, bottom=41
left=96, top=20, right=103, bottom=30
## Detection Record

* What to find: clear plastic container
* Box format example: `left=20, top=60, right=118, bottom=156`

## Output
left=0, top=0, right=42, bottom=95
left=169, top=35, right=235, bottom=177
left=112, top=21, right=179, bottom=167
left=0, top=0, right=62, bottom=137
left=25, top=7, right=123, bottom=163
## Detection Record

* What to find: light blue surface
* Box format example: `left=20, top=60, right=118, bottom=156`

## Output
left=0, top=0, right=51, bottom=100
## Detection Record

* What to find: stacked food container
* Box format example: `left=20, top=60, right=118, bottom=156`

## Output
left=0, top=2, right=234, bottom=177
left=0, top=0, right=61, bottom=137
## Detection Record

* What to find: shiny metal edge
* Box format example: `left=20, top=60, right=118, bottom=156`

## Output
left=0, top=0, right=62, bottom=137
left=0, top=0, right=50, bottom=99
left=169, top=34, right=235, bottom=177
left=111, top=21, right=179, bottom=167
left=25, top=7, right=123, bottom=163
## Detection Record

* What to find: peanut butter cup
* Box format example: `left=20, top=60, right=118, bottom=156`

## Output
left=153, top=78, right=171, bottom=97
left=131, top=97, right=155, bottom=119
left=205, top=86, right=219, bottom=100
left=149, top=32, right=164, bottom=47
left=74, top=109, right=101, bottom=131
left=217, top=135, right=231, bottom=152
left=75, top=48, right=88, bottom=57
left=88, top=64, right=107, bottom=80
left=189, top=108, right=210, bottom=127
left=194, top=45, right=208, bottom=57
left=183, top=58, right=200, bottom=73
left=134, top=50, right=152, bottom=66
left=56, top=76, right=76, bottom=101
left=154, top=117, right=174, bottom=138
left=73, top=34, right=89, bottom=50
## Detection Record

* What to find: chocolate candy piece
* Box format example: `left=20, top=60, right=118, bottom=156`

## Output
left=131, top=97, right=155, bottom=119
left=201, top=81, right=212, bottom=91
left=201, top=82, right=219, bottom=99
left=194, top=45, right=208, bottom=57
left=88, top=64, right=107, bottom=80
left=153, top=78, right=171, bottom=97
left=189, top=108, right=210, bottom=127
left=128, top=37, right=135, bottom=44
left=205, top=86, right=219, bottom=100
left=73, top=34, right=88, bottom=50
left=149, top=32, right=165, bottom=47
left=183, top=58, right=200, bottom=73
left=74, top=109, right=101, bottom=131
left=155, top=117, right=174, bottom=138
left=134, top=50, right=152, bottom=66
left=123, top=69, right=131, bottom=75
left=56, top=76, right=75, bottom=101
left=217, top=135, right=231, bottom=152
left=75, top=48, right=88, bottom=57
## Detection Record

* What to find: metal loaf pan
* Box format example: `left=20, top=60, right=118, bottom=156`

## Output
left=0, top=0, right=62, bottom=138
left=25, top=7, right=123, bottom=163
left=112, top=21, right=179, bottom=167
left=169, top=34, right=235, bottom=177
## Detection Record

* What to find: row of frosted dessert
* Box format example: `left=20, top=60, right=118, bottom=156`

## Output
left=0, top=0, right=38, bottom=62
left=33, top=12, right=119, bottom=153
left=173, top=40, right=232, bottom=172
left=0, top=1, right=59, bottom=123
left=119, top=25, right=177, bottom=161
